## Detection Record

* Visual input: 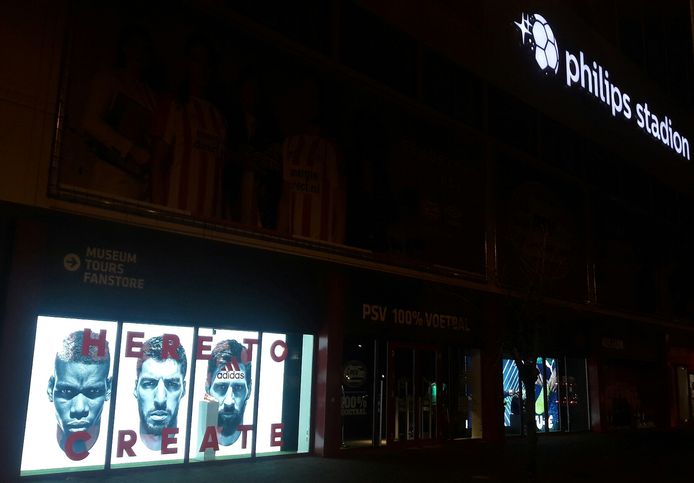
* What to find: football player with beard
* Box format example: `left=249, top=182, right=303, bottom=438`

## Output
left=205, top=340, right=252, bottom=446
left=134, top=336, right=187, bottom=451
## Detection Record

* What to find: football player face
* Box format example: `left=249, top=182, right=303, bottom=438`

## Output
left=135, top=358, right=186, bottom=435
left=49, top=361, right=111, bottom=436
left=209, top=366, right=250, bottom=436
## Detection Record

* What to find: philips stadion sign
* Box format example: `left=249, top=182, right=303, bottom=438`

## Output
left=515, top=13, right=690, bottom=161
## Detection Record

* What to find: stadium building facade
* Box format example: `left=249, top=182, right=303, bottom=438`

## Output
left=1, top=0, right=694, bottom=479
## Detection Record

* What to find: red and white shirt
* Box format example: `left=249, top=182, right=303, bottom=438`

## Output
left=282, top=134, right=344, bottom=243
left=157, top=96, right=226, bottom=218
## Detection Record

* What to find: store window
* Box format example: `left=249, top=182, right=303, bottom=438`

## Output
left=444, top=347, right=480, bottom=439
left=340, top=339, right=480, bottom=448
left=502, top=358, right=522, bottom=435
left=110, top=323, right=195, bottom=468
left=21, top=317, right=118, bottom=475
left=20, top=316, right=314, bottom=476
left=561, top=357, right=590, bottom=432
left=51, top=2, right=487, bottom=277
left=189, top=328, right=259, bottom=462
left=340, top=338, right=382, bottom=448
left=502, top=356, right=589, bottom=435
left=539, top=357, right=560, bottom=433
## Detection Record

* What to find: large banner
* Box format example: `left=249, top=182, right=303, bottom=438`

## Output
left=109, top=323, right=194, bottom=468
left=255, top=332, right=287, bottom=456
left=189, top=328, right=259, bottom=461
left=19, top=317, right=314, bottom=476
left=20, top=317, right=118, bottom=476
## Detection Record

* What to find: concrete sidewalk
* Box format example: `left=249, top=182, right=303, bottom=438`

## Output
left=29, top=431, right=694, bottom=483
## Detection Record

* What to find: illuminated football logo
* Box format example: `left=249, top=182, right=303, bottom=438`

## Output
left=512, top=12, right=690, bottom=161
left=515, top=13, right=559, bottom=74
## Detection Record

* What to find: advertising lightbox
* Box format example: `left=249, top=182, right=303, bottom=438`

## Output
left=502, top=358, right=521, bottom=433
left=189, top=328, right=259, bottom=462
left=110, top=323, right=194, bottom=468
left=545, top=357, right=560, bottom=432
left=256, top=332, right=287, bottom=456
left=19, top=316, right=314, bottom=476
left=20, top=317, right=118, bottom=476
left=515, top=12, right=691, bottom=161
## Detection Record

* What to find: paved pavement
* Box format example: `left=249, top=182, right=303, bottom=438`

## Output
left=27, top=430, right=694, bottom=483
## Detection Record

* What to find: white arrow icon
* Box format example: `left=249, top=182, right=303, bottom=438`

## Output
left=63, top=253, right=81, bottom=272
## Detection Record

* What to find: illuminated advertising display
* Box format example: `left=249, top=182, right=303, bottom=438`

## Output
left=110, top=323, right=195, bottom=468
left=189, top=328, right=259, bottom=461
left=20, top=317, right=118, bottom=476
left=502, top=357, right=560, bottom=433
left=19, top=317, right=314, bottom=476
left=544, top=358, right=560, bottom=432
left=515, top=12, right=690, bottom=161
left=255, top=332, right=288, bottom=456
left=502, top=358, right=521, bottom=433
left=534, top=357, right=560, bottom=431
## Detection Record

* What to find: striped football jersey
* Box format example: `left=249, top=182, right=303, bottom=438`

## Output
left=282, top=134, right=343, bottom=243
left=158, top=96, right=226, bottom=218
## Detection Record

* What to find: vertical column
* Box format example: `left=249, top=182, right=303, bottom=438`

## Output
left=480, top=296, right=504, bottom=443
left=675, top=366, right=690, bottom=424
left=660, top=331, right=674, bottom=429
left=587, top=356, right=603, bottom=432
left=313, top=271, right=345, bottom=457
left=0, top=220, right=46, bottom=481
left=665, top=334, right=679, bottom=429
left=470, top=349, right=483, bottom=438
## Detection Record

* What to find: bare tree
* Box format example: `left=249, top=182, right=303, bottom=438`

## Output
left=505, top=191, right=570, bottom=480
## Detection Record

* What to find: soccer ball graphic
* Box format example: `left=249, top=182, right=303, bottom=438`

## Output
left=515, top=13, right=559, bottom=74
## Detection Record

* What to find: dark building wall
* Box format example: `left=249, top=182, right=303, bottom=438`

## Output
left=1, top=3, right=694, bottom=472
left=2, top=0, right=693, bottom=317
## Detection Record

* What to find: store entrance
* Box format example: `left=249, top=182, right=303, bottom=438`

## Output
left=387, top=342, right=439, bottom=446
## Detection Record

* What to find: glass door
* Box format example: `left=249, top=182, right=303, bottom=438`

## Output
left=387, top=342, right=439, bottom=446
